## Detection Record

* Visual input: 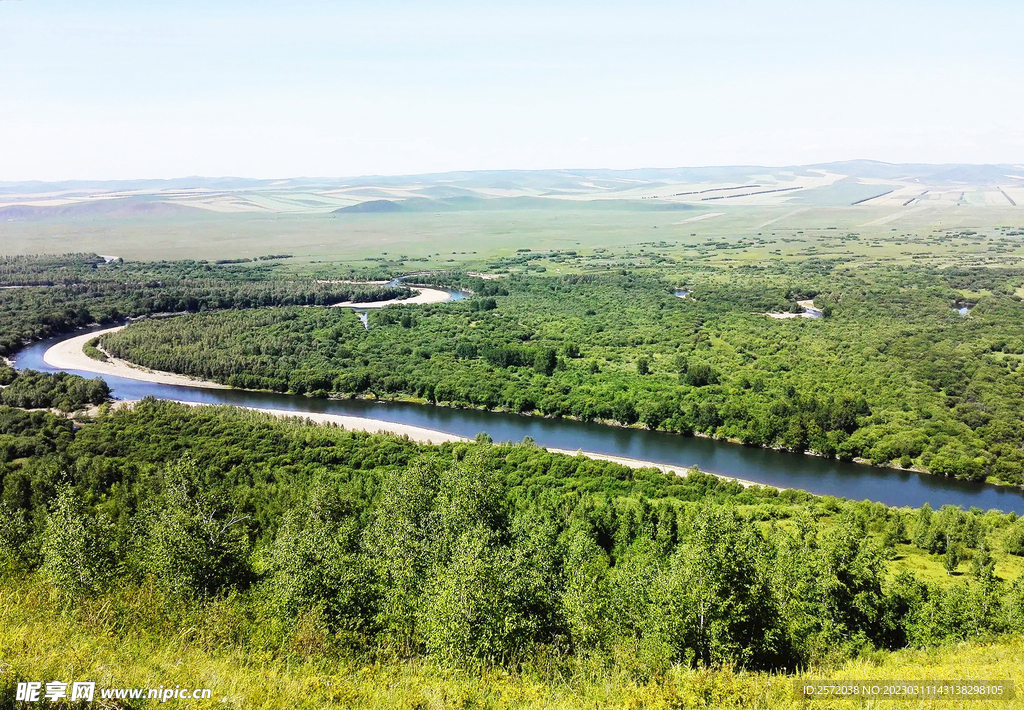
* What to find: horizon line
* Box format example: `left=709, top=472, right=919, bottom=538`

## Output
left=5, top=159, right=1024, bottom=187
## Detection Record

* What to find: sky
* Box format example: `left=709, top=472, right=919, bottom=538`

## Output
left=1, top=0, right=1022, bottom=180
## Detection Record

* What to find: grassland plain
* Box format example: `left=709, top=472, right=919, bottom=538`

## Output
left=4, top=162, right=1021, bottom=268
left=1, top=204, right=1021, bottom=267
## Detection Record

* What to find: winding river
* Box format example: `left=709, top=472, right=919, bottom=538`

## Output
left=12, top=326, right=1024, bottom=513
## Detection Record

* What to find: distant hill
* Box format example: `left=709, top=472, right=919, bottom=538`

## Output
left=804, top=160, right=1020, bottom=184
left=0, top=199, right=201, bottom=221
left=332, top=196, right=699, bottom=214
left=333, top=200, right=405, bottom=213
left=0, top=176, right=285, bottom=195
left=4, top=161, right=1023, bottom=195
left=3, top=162, right=1022, bottom=218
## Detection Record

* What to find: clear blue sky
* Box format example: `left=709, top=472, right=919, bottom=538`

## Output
left=1, top=0, right=1021, bottom=180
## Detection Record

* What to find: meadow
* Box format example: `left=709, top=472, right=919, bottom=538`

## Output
left=2, top=203, right=1023, bottom=269
left=4, top=587, right=1023, bottom=710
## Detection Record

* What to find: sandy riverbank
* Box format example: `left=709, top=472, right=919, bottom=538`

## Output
left=43, top=327, right=229, bottom=388
left=546, top=448, right=761, bottom=488
left=330, top=286, right=452, bottom=309
left=766, top=299, right=823, bottom=320
left=43, top=284, right=452, bottom=382
left=313, top=280, right=455, bottom=308
left=153, top=402, right=762, bottom=487
left=467, top=272, right=505, bottom=280
left=171, top=401, right=468, bottom=445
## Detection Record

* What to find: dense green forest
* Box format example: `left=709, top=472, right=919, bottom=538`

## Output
left=1, top=400, right=1023, bottom=683
left=100, top=264, right=1024, bottom=485
left=0, top=254, right=409, bottom=356
left=0, top=367, right=109, bottom=412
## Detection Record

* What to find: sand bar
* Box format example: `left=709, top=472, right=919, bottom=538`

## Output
left=330, top=286, right=452, bottom=309
left=172, top=401, right=467, bottom=445
left=766, top=310, right=817, bottom=320
left=766, top=299, right=822, bottom=320
left=175, top=404, right=761, bottom=487
left=546, top=448, right=761, bottom=488
left=43, top=327, right=229, bottom=388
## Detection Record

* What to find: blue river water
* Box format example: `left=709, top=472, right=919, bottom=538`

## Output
left=12, top=325, right=1024, bottom=513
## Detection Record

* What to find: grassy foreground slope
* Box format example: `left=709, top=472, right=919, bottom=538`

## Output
left=2, top=585, right=1022, bottom=709
left=2, top=401, right=1024, bottom=708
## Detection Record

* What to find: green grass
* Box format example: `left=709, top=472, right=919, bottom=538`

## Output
left=887, top=539, right=1024, bottom=588
left=2, top=204, right=1023, bottom=271
left=2, top=575, right=1022, bottom=710
left=888, top=545, right=968, bottom=586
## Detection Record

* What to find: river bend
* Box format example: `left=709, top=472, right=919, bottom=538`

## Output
left=12, top=327, right=1024, bottom=513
